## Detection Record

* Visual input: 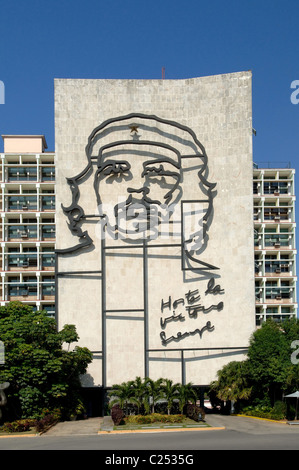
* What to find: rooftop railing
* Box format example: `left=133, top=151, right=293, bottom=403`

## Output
left=253, top=162, right=292, bottom=169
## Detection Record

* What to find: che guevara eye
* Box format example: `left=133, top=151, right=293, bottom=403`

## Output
left=143, top=164, right=166, bottom=176
left=102, top=161, right=131, bottom=176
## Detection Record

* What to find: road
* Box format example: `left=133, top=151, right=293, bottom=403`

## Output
left=0, top=414, right=299, bottom=451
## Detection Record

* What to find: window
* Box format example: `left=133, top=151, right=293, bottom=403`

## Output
left=41, top=253, right=55, bottom=267
left=7, top=196, right=37, bottom=211
left=42, top=304, right=55, bottom=317
left=7, top=167, right=37, bottom=181
left=8, top=282, right=37, bottom=297
left=41, top=196, right=55, bottom=210
left=42, top=278, right=55, bottom=296
left=8, top=225, right=37, bottom=239
left=42, top=225, right=55, bottom=239
left=41, top=167, right=55, bottom=181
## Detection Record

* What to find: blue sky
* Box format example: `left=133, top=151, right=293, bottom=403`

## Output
left=0, top=0, right=298, bottom=166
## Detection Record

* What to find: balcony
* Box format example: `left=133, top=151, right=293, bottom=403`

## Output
left=3, top=165, right=55, bottom=183
left=255, top=261, right=294, bottom=277
left=41, top=196, right=55, bottom=211
left=264, top=234, right=294, bottom=249
left=6, top=196, right=38, bottom=212
left=264, top=208, right=290, bottom=222
left=41, top=281, right=55, bottom=300
left=5, top=279, right=55, bottom=301
left=7, top=167, right=37, bottom=182
left=256, top=286, right=295, bottom=304
left=41, top=166, right=55, bottom=182
left=4, top=252, right=55, bottom=272
left=7, top=283, right=38, bottom=301
left=7, top=254, right=38, bottom=271
left=7, top=225, right=38, bottom=241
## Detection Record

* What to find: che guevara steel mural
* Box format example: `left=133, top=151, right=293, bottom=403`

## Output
left=56, top=113, right=225, bottom=382
left=58, top=113, right=218, bottom=266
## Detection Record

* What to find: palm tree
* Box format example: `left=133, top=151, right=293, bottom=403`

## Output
left=108, top=380, right=135, bottom=415
left=177, top=382, right=197, bottom=414
left=210, top=361, right=252, bottom=403
left=144, top=377, right=164, bottom=414
left=161, top=379, right=180, bottom=415
left=132, top=376, right=147, bottom=414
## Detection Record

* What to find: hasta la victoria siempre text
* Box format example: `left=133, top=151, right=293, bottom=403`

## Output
left=160, top=278, right=224, bottom=346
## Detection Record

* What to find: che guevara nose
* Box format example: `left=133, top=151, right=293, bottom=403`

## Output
left=126, top=186, right=161, bottom=206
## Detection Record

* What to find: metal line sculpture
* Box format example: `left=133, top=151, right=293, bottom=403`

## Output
left=55, top=113, right=228, bottom=388
left=57, top=113, right=218, bottom=272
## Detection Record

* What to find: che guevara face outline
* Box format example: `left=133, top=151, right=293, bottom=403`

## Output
left=93, top=141, right=182, bottom=237
left=59, top=113, right=217, bottom=265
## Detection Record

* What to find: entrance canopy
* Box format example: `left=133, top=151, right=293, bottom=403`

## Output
left=285, top=391, right=299, bottom=398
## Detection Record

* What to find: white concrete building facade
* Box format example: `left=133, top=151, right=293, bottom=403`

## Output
left=254, top=165, right=297, bottom=323
left=54, top=73, right=256, bottom=401
left=0, top=135, right=56, bottom=316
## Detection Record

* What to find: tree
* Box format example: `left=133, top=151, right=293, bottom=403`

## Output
left=108, top=381, right=135, bottom=415
left=276, top=317, right=299, bottom=395
left=160, top=379, right=180, bottom=415
left=131, top=376, right=147, bottom=414
left=247, top=319, right=291, bottom=404
left=210, top=360, right=252, bottom=403
left=0, top=302, right=92, bottom=420
left=177, top=383, right=197, bottom=413
left=144, top=378, right=164, bottom=414
left=207, top=318, right=299, bottom=413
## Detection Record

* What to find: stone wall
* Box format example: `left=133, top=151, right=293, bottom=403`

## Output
left=54, top=72, right=255, bottom=388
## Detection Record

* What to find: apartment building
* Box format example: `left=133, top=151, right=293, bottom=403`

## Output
left=0, top=135, right=296, bottom=328
left=254, top=164, right=297, bottom=325
left=0, top=135, right=55, bottom=316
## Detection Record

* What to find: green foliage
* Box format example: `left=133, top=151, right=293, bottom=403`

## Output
left=271, top=401, right=287, bottom=420
left=0, top=301, right=92, bottom=420
left=241, top=401, right=286, bottom=421
left=108, top=377, right=166, bottom=415
left=160, top=379, right=180, bottom=415
left=124, top=413, right=185, bottom=425
left=108, top=376, right=198, bottom=418
left=108, top=380, right=136, bottom=415
left=210, top=360, right=252, bottom=403
left=144, top=377, right=164, bottom=414
left=176, top=383, right=197, bottom=413
left=247, top=318, right=299, bottom=404
left=208, top=318, right=299, bottom=416
left=247, top=319, right=291, bottom=394
left=34, top=408, right=62, bottom=433
left=131, top=376, right=148, bottom=413
left=0, top=408, right=62, bottom=434
left=0, top=419, right=36, bottom=433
